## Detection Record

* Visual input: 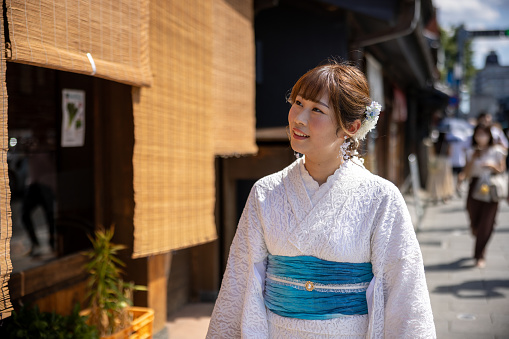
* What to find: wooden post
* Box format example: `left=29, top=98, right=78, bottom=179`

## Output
left=148, top=253, right=171, bottom=332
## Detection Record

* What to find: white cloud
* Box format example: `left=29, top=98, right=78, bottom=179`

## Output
left=435, top=0, right=500, bottom=28
left=434, top=0, right=509, bottom=66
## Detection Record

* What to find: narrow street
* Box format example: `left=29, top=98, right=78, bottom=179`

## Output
left=415, top=190, right=509, bottom=338
left=161, top=188, right=509, bottom=339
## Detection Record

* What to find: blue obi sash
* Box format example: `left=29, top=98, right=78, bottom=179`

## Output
left=264, top=254, right=373, bottom=320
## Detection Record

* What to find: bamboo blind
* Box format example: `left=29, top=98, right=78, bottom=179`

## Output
left=6, top=0, right=151, bottom=87
left=132, top=0, right=216, bottom=257
left=212, top=0, right=257, bottom=156
left=0, top=13, right=13, bottom=319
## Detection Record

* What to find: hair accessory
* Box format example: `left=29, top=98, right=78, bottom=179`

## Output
left=354, top=101, right=382, bottom=140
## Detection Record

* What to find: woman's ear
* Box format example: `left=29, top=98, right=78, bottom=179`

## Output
left=347, top=119, right=362, bottom=135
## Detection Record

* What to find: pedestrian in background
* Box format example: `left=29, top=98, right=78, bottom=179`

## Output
left=21, top=134, right=57, bottom=257
left=463, top=124, right=507, bottom=268
left=477, top=112, right=509, bottom=149
left=450, top=137, right=471, bottom=196
left=426, top=131, right=455, bottom=203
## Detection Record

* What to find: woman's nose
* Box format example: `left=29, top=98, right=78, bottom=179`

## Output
left=294, top=109, right=308, bottom=125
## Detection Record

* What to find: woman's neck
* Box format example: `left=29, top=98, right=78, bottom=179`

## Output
left=303, top=156, right=344, bottom=186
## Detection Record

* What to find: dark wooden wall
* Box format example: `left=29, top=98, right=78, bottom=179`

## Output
left=255, top=3, right=348, bottom=128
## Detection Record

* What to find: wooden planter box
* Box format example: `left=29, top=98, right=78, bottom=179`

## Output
left=81, top=307, right=154, bottom=339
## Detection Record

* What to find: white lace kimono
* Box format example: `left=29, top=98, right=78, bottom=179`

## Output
left=207, top=157, right=435, bottom=338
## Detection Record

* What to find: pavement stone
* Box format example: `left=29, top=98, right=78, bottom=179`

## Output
left=165, top=303, right=214, bottom=339
left=411, top=189, right=509, bottom=339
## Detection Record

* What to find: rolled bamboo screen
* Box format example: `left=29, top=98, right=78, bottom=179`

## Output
left=6, top=0, right=151, bottom=87
left=4, top=0, right=256, bottom=259
left=212, top=0, right=257, bottom=156
left=132, top=0, right=216, bottom=257
left=0, top=14, right=13, bottom=319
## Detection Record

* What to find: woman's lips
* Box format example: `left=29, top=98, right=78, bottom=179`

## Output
left=292, top=128, right=309, bottom=140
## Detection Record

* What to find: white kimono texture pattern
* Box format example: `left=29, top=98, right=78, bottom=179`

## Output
left=207, top=157, right=436, bottom=338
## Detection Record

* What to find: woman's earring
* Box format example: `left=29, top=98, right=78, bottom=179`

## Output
left=340, top=136, right=351, bottom=161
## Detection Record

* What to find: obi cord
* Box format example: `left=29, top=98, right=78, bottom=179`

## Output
left=264, top=254, right=373, bottom=320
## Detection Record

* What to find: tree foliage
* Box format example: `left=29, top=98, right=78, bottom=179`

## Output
left=440, top=25, right=476, bottom=86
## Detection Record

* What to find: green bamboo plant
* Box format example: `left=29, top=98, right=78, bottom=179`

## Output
left=83, top=228, right=146, bottom=336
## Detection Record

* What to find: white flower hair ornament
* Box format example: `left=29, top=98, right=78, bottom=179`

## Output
left=353, top=101, right=382, bottom=140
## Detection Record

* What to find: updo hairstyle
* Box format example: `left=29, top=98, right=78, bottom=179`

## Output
left=288, top=61, right=371, bottom=152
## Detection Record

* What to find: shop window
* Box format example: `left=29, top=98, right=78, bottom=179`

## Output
left=7, top=63, right=95, bottom=273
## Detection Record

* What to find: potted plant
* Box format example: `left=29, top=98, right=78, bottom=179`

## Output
left=81, top=227, right=152, bottom=338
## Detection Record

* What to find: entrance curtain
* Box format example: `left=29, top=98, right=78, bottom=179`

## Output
left=132, top=0, right=216, bottom=257
left=212, top=0, right=257, bottom=156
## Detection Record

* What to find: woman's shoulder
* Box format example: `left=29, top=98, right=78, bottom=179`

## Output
left=357, top=169, right=403, bottom=202
left=251, top=159, right=298, bottom=195
left=490, top=144, right=508, bottom=156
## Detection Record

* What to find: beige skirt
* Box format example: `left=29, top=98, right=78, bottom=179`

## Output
left=426, top=155, right=454, bottom=200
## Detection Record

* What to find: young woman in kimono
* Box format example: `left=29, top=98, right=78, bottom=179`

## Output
left=207, top=62, right=436, bottom=338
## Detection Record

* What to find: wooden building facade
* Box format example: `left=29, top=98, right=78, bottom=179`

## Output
left=0, top=0, right=447, bottom=335
left=0, top=0, right=256, bottom=332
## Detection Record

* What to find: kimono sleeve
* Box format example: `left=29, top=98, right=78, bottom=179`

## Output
left=370, top=184, right=436, bottom=338
left=206, top=185, right=269, bottom=338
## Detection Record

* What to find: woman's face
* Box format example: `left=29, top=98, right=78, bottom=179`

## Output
left=474, top=129, right=490, bottom=147
left=288, top=92, right=347, bottom=161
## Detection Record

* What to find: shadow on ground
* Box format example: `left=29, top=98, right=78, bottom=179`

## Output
left=432, top=279, right=509, bottom=299
left=425, top=258, right=475, bottom=271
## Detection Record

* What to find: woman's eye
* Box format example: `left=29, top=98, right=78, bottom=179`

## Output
left=295, top=100, right=302, bottom=106
left=313, top=108, right=324, bottom=113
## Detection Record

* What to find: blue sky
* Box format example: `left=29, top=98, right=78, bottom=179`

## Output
left=434, top=0, right=509, bottom=69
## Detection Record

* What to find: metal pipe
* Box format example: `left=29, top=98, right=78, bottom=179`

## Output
left=355, top=0, right=421, bottom=47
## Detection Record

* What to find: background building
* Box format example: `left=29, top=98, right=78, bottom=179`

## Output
left=0, top=0, right=448, bottom=335
left=471, top=51, right=509, bottom=121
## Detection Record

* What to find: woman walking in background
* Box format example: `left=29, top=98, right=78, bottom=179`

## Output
left=426, top=131, right=455, bottom=204
left=464, top=124, right=507, bottom=268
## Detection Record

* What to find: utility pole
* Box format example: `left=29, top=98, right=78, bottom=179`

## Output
left=454, top=26, right=469, bottom=117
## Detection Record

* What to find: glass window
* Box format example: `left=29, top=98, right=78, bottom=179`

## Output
left=8, top=63, right=95, bottom=273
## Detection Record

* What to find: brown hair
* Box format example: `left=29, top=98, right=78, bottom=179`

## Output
left=472, top=123, right=494, bottom=147
left=288, top=61, right=371, bottom=151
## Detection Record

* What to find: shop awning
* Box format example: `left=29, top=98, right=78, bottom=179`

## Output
left=319, top=0, right=398, bottom=22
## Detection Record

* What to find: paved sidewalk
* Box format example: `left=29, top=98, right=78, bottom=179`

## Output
left=162, top=190, right=509, bottom=339
left=411, top=190, right=509, bottom=339
left=160, top=303, right=214, bottom=339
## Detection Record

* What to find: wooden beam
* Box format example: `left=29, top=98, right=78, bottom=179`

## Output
left=9, top=253, right=88, bottom=301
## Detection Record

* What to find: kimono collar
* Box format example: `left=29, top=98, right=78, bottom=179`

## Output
left=299, top=157, right=349, bottom=206
left=282, top=157, right=367, bottom=255
left=283, top=157, right=365, bottom=227
left=299, top=156, right=346, bottom=190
